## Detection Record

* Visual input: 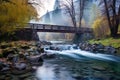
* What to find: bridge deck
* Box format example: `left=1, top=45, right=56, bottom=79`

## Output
left=22, top=23, right=92, bottom=33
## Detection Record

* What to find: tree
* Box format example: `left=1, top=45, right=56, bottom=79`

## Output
left=61, top=0, right=87, bottom=27
left=89, top=4, right=101, bottom=26
left=92, top=16, right=110, bottom=38
left=79, top=0, right=86, bottom=27
left=0, top=0, right=37, bottom=34
left=99, top=0, right=120, bottom=37
left=61, top=0, right=77, bottom=27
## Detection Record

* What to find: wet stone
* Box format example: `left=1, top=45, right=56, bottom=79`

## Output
left=0, top=75, right=6, bottom=80
left=92, top=66, right=106, bottom=71
left=18, top=72, right=32, bottom=79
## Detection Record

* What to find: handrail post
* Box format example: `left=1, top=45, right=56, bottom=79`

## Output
left=43, top=25, right=45, bottom=29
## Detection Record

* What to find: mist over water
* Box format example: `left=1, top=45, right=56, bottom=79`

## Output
left=29, top=0, right=99, bottom=40
left=37, top=32, right=75, bottom=42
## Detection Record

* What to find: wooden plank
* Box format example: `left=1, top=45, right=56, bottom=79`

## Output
left=23, top=23, right=93, bottom=33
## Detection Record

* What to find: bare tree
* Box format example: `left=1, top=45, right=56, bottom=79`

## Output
left=61, top=0, right=87, bottom=28
left=79, top=0, right=86, bottom=27
left=61, top=0, right=77, bottom=27
left=99, top=0, right=120, bottom=37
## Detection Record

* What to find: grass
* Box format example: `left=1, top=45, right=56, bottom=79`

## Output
left=89, top=37, right=120, bottom=48
left=89, top=37, right=120, bottom=55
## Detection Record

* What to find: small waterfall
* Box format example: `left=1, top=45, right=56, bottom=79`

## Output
left=45, top=44, right=120, bottom=62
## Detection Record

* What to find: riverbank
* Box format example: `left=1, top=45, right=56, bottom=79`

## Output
left=89, top=38, right=120, bottom=55
left=0, top=41, right=44, bottom=80
left=0, top=40, right=120, bottom=80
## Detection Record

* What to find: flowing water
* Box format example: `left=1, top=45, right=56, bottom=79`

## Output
left=35, top=44, right=120, bottom=80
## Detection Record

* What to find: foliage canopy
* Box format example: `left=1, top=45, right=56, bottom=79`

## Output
left=92, top=17, right=110, bottom=38
left=0, top=0, right=37, bottom=34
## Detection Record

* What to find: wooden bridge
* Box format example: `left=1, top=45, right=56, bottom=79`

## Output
left=24, top=23, right=93, bottom=33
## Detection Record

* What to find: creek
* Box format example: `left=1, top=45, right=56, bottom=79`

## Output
left=35, top=43, right=120, bottom=80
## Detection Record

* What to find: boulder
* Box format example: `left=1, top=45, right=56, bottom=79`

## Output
left=12, top=65, right=32, bottom=75
left=20, top=45, right=30, bottom=50
left=93, top=44, right=104, bottom=53
left=2, top=48, right=17, bottom=58
left=1, top=67, right=10, bottom=71
left=7, top=54, right=19, bottom=63
left=0, top=62, right=3, bottom=71
left=92, top=66, right=106, bottom=71
left=0, top=62, right=10, bottom=72
left=14, top=62, right=27, bottom=70
left=0, top=43, right=12, bottom=49
left=7, top=53, right=15, bottom=62
left=37, top=48, right=44, bottom=53
left=42, top=53, right=56, bottom=59
left=104, top=46, right=117, bottom=54
left=26, top=55, right=43, bottom=65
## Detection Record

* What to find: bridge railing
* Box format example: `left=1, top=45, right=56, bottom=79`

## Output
left=29, top=23, right=77, bottom=30
left=24, top=23, right=93, bottom=33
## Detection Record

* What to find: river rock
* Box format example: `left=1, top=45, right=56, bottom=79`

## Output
left=8, top=54, right=19, bottom=63
left=26, top=55, right=43, bottom=65
left=104, top=46, right=116, bottom=54
left=40, top=41, right=52, bottom=45
left=92, top=66, right=106, bottom=71
left=5, top=74, right=12, bottom=80
left=37, top=48, right=44, bottom=53
left=0, top=61, right=4, bottom=70
left=0, top=75, right=6, bottom=80
left=20, top=45, right=30, bottom=50
left=12, top=65, right=32, bottom=75
left=18, top=72, right=32, bottom=79
left=7, top=53, right=15, bottom=62
left=72, top=74, right=83, bottom=80
left=79, top=42, right=117, bottom=55
left=14, top=62, right=27, bottom=70
left=42, top=53, right=56, bottom=59
left=2, top=48, right=18, bottom=58
left=0, top=62, right=11, bottom=72
left=1, top=66, right=10, bottom=72
left=0, top=43, right=12, bottom=49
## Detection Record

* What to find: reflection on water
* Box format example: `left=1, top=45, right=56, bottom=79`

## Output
left=36, top=60, right=75, bottom=80
left=35, top=56, right=120, bottom=80
left=36, top=65, right=55, bottom=80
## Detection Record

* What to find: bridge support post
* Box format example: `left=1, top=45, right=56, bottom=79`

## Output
left=73, top=33, right=93, bottom=43
left=73, top=33, right=81, bottom=43
left=31, top=25, right=39, bottom=41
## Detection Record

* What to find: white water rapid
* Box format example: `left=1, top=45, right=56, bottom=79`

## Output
left=45, top=44, right=120, bottom=62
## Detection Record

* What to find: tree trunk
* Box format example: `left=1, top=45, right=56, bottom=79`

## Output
left=71, top=0, right=77, bottom=27
left=79, top=0, right=85, bottom=27
left=104, top=0, right=120, bottom=37
left=104, top=0, right=115, bottom=37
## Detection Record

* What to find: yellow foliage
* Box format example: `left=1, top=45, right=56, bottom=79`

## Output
left=0, top=0, right=37, bottom=34
left=92, top=17, right=110, bottom=38
left=93, top=18, right=102, bottom=29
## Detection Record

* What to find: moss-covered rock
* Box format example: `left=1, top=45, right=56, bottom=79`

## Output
left=2, top=48, right=18, bottom=58
left=0, top=43, right=12, bottom=49
left=20, top=45, right=30, bottom=50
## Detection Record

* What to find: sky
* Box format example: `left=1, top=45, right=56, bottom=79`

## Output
left=28, top=0, right=56, bottom=18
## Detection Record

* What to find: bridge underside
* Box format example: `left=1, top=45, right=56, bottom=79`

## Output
left=35, top=29, right=83, bottom=33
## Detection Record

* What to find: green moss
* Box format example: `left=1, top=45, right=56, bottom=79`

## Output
left=89, top=38, right=120, bottom=48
